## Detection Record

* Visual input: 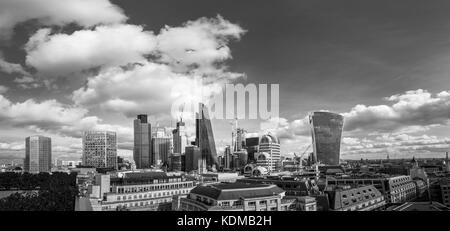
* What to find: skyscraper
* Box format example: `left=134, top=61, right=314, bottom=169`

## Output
left=257, top=134, right=281, bottom=171
left=196, top=103, right=218, bottom=169
left=134, top=114, right=152, bottom=169
left=235, top=128, right=246, bottom=151
left=172, top=119, right=188, bottom=155
left=185, top=146, right=201, bottom=172
left=224, top=145, right=232, bottom=169
left=152, top=136, right=172, bottom=167
left=309, top=111, right=344, bottom=165
left=24, top=135, right=51, bottom=173
left=245, top=137, right=259, bottom=162
left=82, top=131, right=117, bottom=169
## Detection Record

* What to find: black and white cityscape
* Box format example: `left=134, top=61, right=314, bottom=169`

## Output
left=1, top=0, right=450, bottom=212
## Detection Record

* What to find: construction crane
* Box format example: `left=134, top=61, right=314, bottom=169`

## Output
left=294, top=144, right=311, bottom=169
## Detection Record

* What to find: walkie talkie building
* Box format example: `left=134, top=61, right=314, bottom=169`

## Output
left=309, top=111, right=344, bottom=165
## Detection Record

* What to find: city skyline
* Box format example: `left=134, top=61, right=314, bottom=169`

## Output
left=3, top=0, right=450, bottom=161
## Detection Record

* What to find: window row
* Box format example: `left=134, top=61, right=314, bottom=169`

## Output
left=115, top=189, right=189, bottom=201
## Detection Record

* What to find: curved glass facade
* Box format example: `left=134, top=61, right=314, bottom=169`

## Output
left=309, top=111, right=344, bottom=165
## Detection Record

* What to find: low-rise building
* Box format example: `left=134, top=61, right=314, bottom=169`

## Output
left=75, top=172, right=195, bottom=211
left=174, top=183, right=299, bottom=211
left=439, top=178, right=450, bottom=207
left=200, top=172, right=243, bottom=183
left=237, top=175, right=320, bottom=196
left=326, top=174, right=418, bottom=204
left=296, top=196, right=317, bottom=211
left=387, top=201, right=450, bottom=211
left=324, top=185, right=386, bottom=211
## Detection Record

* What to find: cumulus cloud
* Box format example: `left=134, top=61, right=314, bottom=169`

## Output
left=25, top=25, right=157, bottom=76
left=0, top=54, right=29, bottom=76
left=343, top=89, right=450, bottom=132
left=24, top=15, right=245, bottom=79
left=0, top=94, right=88, bottom=127
left=0, top=142, right=25, bottom=151
left=341, top=133, right=450, bottom=158
left=64, top=15, right=245, bottom=121
left=72, top=61, right=225, bottom=118
left=0, top=94, right=131, bottom=142
left=259, top=116, right=309, bottom=140
left=13, top=76, right=44, bottom=89
left=156, top=15, right=246, bottom=74
left=0, top=0, right=126, bottom=38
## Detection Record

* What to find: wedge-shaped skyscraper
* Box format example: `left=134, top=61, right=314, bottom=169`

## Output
left=309, top=111, right=344, bottom=165
left=196, top=103, right=218, bottom=169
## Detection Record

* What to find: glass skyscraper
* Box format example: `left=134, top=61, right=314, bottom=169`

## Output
left=309, top=111, right=344, bottom=165
left=134, top=114, right=152, bottom=169
left=195, top=103, right=218, bottom=169
left=24, top=135, right=51, bottom=173
left=152, top=136, right=172, bottom=167
left=172, top=119, right=187, bottom=155
left=245, top=137, right=259, bottom=162
left=185, top=145, right=201, bottom=172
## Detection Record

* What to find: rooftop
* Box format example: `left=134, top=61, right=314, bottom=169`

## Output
left=387, top=202, right=450, bottom=211
left=190, top=183, right=285, bottom=201
left=110, top=172, right=183, bottom=185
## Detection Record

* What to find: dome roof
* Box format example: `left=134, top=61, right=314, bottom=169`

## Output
left=252, top=166, right=268, bottom=176
left=260, top=134, right=279, bottom=144
left=256, top=152, right=270, bottom=160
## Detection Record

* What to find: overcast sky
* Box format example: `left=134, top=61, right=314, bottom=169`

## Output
left=1, top=0, right=450, bottom=161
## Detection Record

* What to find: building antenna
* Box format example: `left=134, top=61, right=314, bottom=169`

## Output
left=229, top=120, right=234, bottom=152
left=180, top=102, right=185, bottom=122
left=235, top=117, right=238, bottom=152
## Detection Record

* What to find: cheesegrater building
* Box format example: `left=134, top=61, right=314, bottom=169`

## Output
left=195, top=103, right=218, bottom=169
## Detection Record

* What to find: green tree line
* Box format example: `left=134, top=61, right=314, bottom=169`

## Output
left=0, top=172, right=79, bottom=211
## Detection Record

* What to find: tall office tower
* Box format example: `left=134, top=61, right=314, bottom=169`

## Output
left=224, top=145, right=232, bottom=169
left=195, top=103, right=218, bottom=169
left=134, top=114, right=152, bottom=169
left=309, top=111, right=344, bottom=165
left=82, top=131, right=117, bottom=169
left=24, top=136, right=51, bottom=173
left=235, top=128, right=246, bottom=151
left=185, top=146, right=201, bottom=172
left=170, top=154, right=182, bottom=171
left=172, top=119, right=188, bottom=155
left=153, top=127, right=167, bottom=138
left=152, top=136, right=172, bottom=167
left=245, top=137, right=259, bottom=162
left=234, top=150, right=248, bottom=168
left=258, top=134, right=281, bottom=171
